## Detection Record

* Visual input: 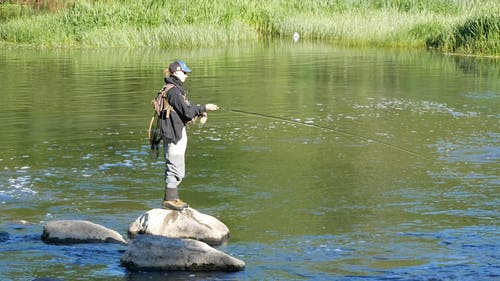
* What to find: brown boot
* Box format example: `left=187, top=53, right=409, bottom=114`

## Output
left=162, top=187, right=188, bottom=210
left=162, top=199, right=188, bottom=211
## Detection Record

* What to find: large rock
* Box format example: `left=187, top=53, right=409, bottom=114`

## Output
left=120, top=234, right=245, bottom=272
left=128, top=208, right=230, bottom=246
left=42, top=220, right=127, bottom=245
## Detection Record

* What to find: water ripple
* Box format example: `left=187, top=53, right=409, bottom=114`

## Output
left=353, top=98, right=479, bottom=118
left=431, top=132, right=499, bottom=164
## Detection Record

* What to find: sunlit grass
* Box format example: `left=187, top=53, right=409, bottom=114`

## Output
left=78, top=22, right=258, bottom=48
left=0, top=0, right=498, bottom=55
left=275, top=11, right=449, bottom=48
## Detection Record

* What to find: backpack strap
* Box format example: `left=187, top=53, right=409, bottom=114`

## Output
left=161, top=83, right=175, bottom=119
left=152, top=83, right=175, bottom=118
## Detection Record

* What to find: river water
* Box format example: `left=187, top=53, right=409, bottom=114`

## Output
left=0, top=42, right=498, bottom=280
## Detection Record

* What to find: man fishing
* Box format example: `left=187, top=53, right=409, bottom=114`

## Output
left=160, top=60, right=219, bottom=210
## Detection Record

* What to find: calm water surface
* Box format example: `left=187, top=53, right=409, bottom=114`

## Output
left=0, top=42, right=499, bottom=280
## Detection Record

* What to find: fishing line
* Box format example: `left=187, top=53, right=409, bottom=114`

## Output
left=223, top=108, right=422, bottom=158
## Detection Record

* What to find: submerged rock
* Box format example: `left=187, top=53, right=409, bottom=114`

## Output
left=42, top=220, right=127, bottom=245
left=120, top=234, right=245, bottom=272
left=128, top=208, right=230, bottom=246
left=0, top=231, right=9, bottom=242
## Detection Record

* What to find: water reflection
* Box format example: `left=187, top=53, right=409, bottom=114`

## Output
left=0, top=43, right=499, bottom=280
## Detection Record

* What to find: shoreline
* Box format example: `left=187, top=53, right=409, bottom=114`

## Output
left=0, top=0, right=499, bottom=57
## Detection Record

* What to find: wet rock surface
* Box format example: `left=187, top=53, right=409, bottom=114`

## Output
left=120, top=234, right=245, bottom=272
left=39, top=209, right=244, bottom=272
left=41, top=220, right=127, bottom=245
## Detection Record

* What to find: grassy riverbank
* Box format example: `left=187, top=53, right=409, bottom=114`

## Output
left=0, top=0, right=499, bottom=56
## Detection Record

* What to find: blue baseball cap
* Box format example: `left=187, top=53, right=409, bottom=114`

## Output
left=169, top=60, right=192, bottom=73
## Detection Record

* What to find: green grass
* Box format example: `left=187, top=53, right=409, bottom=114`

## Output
left=443, top=14, right=500, bottom=55
left=0, top=0, right=499, bottom=56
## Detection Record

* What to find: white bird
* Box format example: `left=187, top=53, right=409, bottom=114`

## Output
left=293, top=32, right=300, bottom=42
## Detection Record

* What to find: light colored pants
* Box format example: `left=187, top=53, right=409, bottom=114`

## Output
left=164, top=127, right=187, bottom=188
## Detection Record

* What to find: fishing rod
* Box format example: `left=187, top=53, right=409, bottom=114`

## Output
left=221, top=108, right=422, bottom=158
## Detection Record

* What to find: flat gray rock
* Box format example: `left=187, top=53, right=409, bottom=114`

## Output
left=120, top=234, right=245, bottom=272
left=42, top=220, right=127, bottom=245
left=128, top=208, right=230, bottom=246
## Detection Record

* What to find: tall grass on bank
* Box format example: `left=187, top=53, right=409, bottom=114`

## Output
left=443, top=14, right=500, bottom=55
left=0, top=0, right=499, bottom=56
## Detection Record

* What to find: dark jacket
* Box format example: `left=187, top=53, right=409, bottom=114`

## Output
left=160, top=75, right=206, bottom=144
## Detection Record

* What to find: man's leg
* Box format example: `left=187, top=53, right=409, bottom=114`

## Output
left=163, top=128, right=188, bottom=210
